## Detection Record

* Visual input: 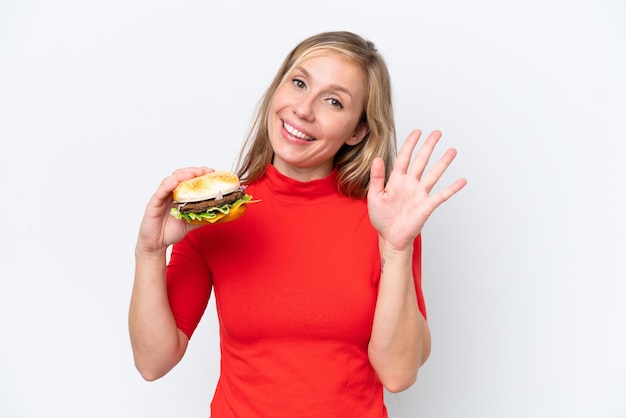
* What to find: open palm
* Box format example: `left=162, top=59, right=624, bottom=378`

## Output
left=367, top=130, right=467, bottom=250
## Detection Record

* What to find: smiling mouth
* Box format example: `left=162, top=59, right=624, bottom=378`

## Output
left=283, top=121, right=315, bottom=141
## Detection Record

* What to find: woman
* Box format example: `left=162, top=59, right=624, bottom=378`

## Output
left=129, top=31, right=466, bottom=417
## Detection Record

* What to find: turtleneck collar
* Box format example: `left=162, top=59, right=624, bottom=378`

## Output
left=259, top=164, right=342, bottom=204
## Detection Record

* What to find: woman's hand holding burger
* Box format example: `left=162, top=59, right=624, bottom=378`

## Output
left=136, top=167, right=258, bottom=256
left=136, top=167, right=214, bottom=256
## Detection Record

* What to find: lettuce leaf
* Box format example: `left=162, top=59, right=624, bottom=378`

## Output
left=170, top=193, right=255, bottom=223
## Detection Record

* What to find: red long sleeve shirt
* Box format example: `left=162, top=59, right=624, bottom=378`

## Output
left=167, top=164, right=425, bottom=417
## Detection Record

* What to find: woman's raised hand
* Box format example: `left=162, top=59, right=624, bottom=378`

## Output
left=367, top=129, right=467, bottom=251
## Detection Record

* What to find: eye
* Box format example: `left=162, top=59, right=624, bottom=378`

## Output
left=292, top=78, right=306, bottom=89
left=326, top=97, right=344, bottom=109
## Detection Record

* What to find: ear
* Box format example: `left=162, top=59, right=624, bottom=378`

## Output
left=345, top=122, right=369, bottom=146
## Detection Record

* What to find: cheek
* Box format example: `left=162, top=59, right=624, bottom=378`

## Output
left=270, top=86, right=289, bottom=110
left=266, top=100, right=280, bottom=132
left=327, top=117, right=359, bottom=142
left=267, top=92, right=288, bottom=125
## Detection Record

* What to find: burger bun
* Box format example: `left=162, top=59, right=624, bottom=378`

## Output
left=173, top=171, right=240, bottom=203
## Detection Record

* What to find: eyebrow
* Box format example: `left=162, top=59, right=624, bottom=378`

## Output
left=295, top=65, right=354, bottom=99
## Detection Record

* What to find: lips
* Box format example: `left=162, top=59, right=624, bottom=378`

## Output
left=283, top=121, right=315, bottom=141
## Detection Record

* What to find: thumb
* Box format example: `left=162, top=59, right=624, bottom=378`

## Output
left=368, top=157, right=386, bottom=197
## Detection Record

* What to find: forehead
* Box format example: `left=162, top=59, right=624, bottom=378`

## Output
left=293, top=47, right=360, bottom=72
left=289, top=49, right=367, bottom=90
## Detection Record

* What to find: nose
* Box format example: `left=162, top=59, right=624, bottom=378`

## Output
left=292, top=95, right=315, bottom=122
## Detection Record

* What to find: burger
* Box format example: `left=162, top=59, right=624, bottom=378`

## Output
left=170, top=170, right=257, bottom=224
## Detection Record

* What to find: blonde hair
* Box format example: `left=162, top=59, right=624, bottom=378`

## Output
left=235, top=31, right=396, bottom=200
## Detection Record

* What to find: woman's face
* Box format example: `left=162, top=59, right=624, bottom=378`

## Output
left=267, top=52, right=368, bottom=181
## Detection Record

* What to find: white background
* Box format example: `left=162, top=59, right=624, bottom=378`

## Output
left=1, top=1, right=625, bottom=417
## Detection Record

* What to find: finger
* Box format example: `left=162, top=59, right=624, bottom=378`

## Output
left=408, top=130, right=442, bottom=180
left=421, top=147, right=458, bottom=192
left=368, top=157, right=386, bottom=196
left=429, top=177, right=468, bottom=210
left=171, top=166, right=213, bottom=178
left=394, top=129, right=422, bottom=174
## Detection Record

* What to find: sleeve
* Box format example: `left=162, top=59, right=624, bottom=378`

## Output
left=166, top=231, right=213, bottom=339
left=412, top=234, right=427, bottom=320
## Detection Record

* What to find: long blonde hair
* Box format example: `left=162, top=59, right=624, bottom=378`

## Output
left=235, top=31, right=396, bottom=200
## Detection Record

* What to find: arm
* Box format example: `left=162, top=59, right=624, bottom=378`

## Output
left=368, top=241, right=431, bottom=393
left=367, top=129, right=466, bottom=392
left=129, top=249, right=189, bottom=381
left=128, top=167, right=212, bottom=381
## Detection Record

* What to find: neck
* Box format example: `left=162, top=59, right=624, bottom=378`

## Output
left=271, top=159, right=334, bottom=182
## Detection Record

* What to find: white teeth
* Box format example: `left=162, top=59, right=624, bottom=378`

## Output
left=284, top=122, right=314, bottom=141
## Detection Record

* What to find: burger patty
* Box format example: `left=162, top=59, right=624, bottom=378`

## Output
left=177, top=190, right=245, bottom=214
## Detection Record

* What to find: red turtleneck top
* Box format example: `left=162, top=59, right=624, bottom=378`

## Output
left=166, top=164, right=425, bottom=417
